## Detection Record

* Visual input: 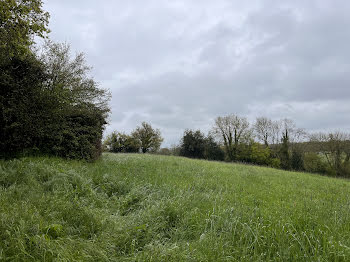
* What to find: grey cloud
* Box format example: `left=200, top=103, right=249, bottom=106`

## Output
left=44, top=0, right=350, bottom=146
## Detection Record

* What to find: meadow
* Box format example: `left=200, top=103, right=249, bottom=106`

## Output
left=1, top=153, right=350, bottom=261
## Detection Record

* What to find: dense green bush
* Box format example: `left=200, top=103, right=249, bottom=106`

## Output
left=303, top=153, right=327, bottom=174
left=247, top=143, right=271, bottom=166
left=180, top=130, right=206, bottom=159
left=204, top=135, right=225, bottom=161
left=179, top=130, right=224, bottom=161
left=0, top=50, right=109, bottom=161
left=104, top=132, right=140, bottom=153
left=0, top=1, right=110, bottom=161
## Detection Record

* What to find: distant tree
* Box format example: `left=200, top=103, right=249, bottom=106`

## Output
left=291, top=149, right=304, bottom=171
left=213, top=114, right=251, bottom=161
left=279, top=118, right=306, bottom=144
left=104, top=132, right=139, bottom=153
left=179, top=130, right=225, bottom=161
left=132, top=122, right=163, bottom=153
left=279, top=130, right=291, bottom=170
left=310, top=132, right=350, bottom=176
left=180, top=130, right=206, bottom=159
left=303, top=152, right=327, bottom=174
left=254, top=117, right=273, bottom=147
left=270, top=120, right=282, bottom=145
left=248, top=142, right=274, bottom=166
left=276, top=119, right=306, bottom=170
left=158, top=148, right=172, bottom=156
left=170, top=144, right=181, bottom=156
left=204, top=134, right=225, bottom=161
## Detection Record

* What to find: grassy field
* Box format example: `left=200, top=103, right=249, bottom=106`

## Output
left=1, top=153, right=350, bottom=261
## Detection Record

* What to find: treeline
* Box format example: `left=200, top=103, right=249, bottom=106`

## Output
left=0, top=0, right=110, bottom=160
left=159, top=115, right=350, bottom=178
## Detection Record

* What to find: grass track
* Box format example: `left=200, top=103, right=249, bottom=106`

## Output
left=1, top=153, right=350, bottom=261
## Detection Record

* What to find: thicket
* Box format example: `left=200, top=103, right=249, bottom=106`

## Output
left=0, top=0, right=109, bottom=160
left=179, top=130, right=224, bottom=161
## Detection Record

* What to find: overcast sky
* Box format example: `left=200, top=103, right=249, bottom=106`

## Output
left=44, top=0, right=350, bottom=146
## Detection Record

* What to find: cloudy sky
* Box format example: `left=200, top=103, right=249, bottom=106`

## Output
left=44, top=0, right=350, bottom=146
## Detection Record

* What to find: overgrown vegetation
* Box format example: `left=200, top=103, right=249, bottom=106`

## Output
left=1, top=153, right=350, bottom=261
left=0, top=0, right=109, bottom=161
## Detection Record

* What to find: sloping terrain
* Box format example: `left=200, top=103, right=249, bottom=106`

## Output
left=1, top=153, right=350, bottom=261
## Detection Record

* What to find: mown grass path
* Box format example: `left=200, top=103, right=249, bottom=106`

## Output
left=1, top=153, right=350, bottom=261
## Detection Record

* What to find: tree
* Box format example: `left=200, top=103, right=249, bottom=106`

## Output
left=37, top=41, right=110, bottom=160
left=0, top=2, right=110, bottom=160
left=40, top=41, right=109, bottom=112
left=204, top=134, right=225, bottom=161
left=0, top=0, right=50, bottom=157
left=279, top=130, right=291, bottom=170
left=1, top=40, right=110, bottom=160
left=291, top=148, right=304, bottom=171
left=180, top=130, right=206, bottom=159
left=310, top=132, right=350, bottom=176
left=0, top=0, right=49, bottom=60
left=0, top=53, right=47, bottom=157
left=248, top=142, right=274, bottom=166
left=275, top=119, right=306, bottom=170
left=270, top=120, right=282, bottom=146
left=179, top=130, right=225, bottom=161
left=132, top=122, right=163, bottom=153
left=104, top=132, right=140, bottom=153
left=213, top=114, right=251, bottom=161
left=254, top=117, right=273, bottom=147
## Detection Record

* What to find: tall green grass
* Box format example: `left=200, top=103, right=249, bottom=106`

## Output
left=1, top=153, right=350, bottom=261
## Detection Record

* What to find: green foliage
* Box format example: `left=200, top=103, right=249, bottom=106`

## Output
left=269, top=157, right=281, bottom=168
left=0, top=42, right=110, bottom=160
left=0, top=54, right=47, bottom=156
left=279, top=132, right=291, bottom=170
left=0, top=3, right=109, bottom=161
left=213, top=114, right=251, bottom=161
left=180, top=130, right=206, bottom=159
left=158, top=148, right=172, bottom=155
left=180, top=130, right=224, bottom=161
left=291, top=149, right=304, bottom=171
left=0, top=0, right=49, bottom=59
left=104, top=132, right=140, bottom=153
left=2, top=154, right=350, bottom=260
left=303, top=153, right=328, bottom=174
left=104, top=122, right=163, bottom=154
left=204, top=134, right=225, bottom=161
left=248, top=143, right=272, bottom=166
left=131, top=122, right=163, bottom=153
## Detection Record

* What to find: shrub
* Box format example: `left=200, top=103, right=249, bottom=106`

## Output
left=180, top=130, right=206, bottom=159
left=303, top=153, right=327, bottom=174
